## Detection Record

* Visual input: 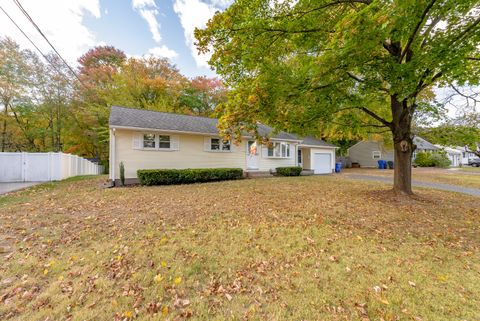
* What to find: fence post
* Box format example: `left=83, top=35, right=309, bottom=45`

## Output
left=21, top=152, right=26, bottom=182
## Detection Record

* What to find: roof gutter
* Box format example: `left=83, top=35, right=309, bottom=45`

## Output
left=299, top=144, right=338, bottom=149
left=109, top=125, right=303, bottom=143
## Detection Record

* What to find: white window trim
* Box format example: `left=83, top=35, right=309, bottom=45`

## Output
left=372, top=151, right=381, bottom=159
left=142, top=133, right=157, bottom=150
left=265, top=142, right=291, bottom=159
left=206, top=137, right=232, bottom=153
left=142, top=133, right=176, bottom=151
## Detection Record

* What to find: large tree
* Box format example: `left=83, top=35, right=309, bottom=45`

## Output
left=196, top=0, right=480, bottom=194
left=179, top=76, right=227, bottom=116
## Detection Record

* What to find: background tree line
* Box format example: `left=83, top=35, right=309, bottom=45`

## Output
left=0, top=37, right=227, bottom=165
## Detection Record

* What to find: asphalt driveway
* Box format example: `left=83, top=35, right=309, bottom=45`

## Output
left=343, top=172, right=480, bottom=197
left=0, top=182, right=40, bottom=195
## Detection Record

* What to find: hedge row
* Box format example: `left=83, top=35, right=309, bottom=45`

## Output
left=137, top=168, right=244, bottom=185
left=275, top=166, right=302, bottom=176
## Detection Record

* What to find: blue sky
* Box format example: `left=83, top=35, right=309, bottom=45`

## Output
left=0, top=0, right=230, bottom=78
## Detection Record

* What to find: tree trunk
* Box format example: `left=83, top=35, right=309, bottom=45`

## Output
left=1, top=118, right=6, bottom=152
left=393, top=139, right=413, bottom=195
left=390, top=96, right=414, bottom=195
left=1, top=98, right=9, bottom=152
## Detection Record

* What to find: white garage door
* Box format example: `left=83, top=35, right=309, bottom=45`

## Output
left=313, top=153, right=331, bottom=174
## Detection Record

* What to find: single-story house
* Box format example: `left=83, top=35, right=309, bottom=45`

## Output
left=457, top=146, right=478, bottom=165
left=109, top=106, right=337, bottom=184
left=435, top=145, right=462, bottom=167
left=347, top=136, right=438, bottom=168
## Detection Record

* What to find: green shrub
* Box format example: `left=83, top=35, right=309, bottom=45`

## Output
left=275, top=166, right=302, bottom=176
left=137, top=168, right=244, bottom=185
left=430, top=152, right=451, bottom=168
left=414, top=151, right=451, bottom=168
left=119, top=162, right=125, bottom=186
left=414, top=152, right=433, bottom=167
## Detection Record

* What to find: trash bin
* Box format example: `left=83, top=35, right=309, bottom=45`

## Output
left=387, top=161, right=394, bottom=169
left=378, top=160, right=386, bottom=169
left=335, top=162, right=342, bottom=173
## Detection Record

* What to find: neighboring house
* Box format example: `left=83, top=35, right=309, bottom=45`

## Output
left=435, top=145, right=462, bottom=167
left=109, top=106, right=337, bottom=184
left=347, top=136, right=438, bottom=168
left=347, top=141, right=394, bottom=168
left=451, top=146, right=476, bottom=165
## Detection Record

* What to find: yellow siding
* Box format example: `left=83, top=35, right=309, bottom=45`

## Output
left=302, top=149, right=311, bottom=169
left=258, top=145, right=297, bottom=171
left=113, top=129, right=299, bottom=179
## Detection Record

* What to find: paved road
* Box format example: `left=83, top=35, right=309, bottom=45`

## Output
left=0, top=182, right=40, bottom=195
left=344, top=174, right=480, bottom=197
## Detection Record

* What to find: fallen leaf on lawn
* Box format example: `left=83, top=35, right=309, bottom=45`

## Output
left=154, top=274, right=163, bottom=283
left=437, top=275, right=448, bottom=282
left=174, top=298, right=190, bottom=308
left=162, top=306, right=169, bottom=315
left=225, top=293, right=233, bottom=301
left=408, top=281, right=416, bottom=287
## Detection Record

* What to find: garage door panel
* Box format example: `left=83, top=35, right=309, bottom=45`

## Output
left=313, top=153, right=331, bottom=174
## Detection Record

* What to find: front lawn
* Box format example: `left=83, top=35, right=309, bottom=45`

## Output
left=0, top=176, right=479, bottom=320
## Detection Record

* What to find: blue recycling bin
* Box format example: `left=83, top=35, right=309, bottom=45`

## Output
left=378, top=160, right=387, bottom=169
left=335, top=162, right=342, bottom=173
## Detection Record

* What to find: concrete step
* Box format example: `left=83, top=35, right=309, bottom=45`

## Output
left=245, top=171, right=273, bottom=178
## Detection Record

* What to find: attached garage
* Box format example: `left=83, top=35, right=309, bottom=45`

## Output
left=313, top=152, right=332, bottom=174
left=297, top=137, right=337, bottom=174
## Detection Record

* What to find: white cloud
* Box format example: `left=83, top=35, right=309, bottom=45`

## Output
left=0, top=0, right=101, bottom=64
left=132, top=0, right=157, bottom=9
left=147, top=45, right=178, bottom=59
left=173, top=0, right=221, bottom=68
left=132, top=0, right=161, bottom=43
left=208, top=0, right=232, bottom=9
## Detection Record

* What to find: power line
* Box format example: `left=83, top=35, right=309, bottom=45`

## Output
left=0, top=5, right=71, bottom=83
left=12, top=0, right=85, bottom=86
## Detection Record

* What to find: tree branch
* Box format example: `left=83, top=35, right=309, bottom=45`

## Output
left=359, top=107, right=392, bottom=128
left=281, top=0, right=372, bottom=19
left=346, top=71, right=389, bottom=93
left=450, top=15, right=480, bottom=46
left=399, top=0, right=437, bottom=63
left=421, top=15, right=442, bottom=48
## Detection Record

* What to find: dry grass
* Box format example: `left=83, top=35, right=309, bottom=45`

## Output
left=0, top=175, right=479, bottom=320
left=344, top=167, right=480, bottom=189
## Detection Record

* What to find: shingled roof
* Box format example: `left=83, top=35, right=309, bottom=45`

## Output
left=109, top=106, right=300, bottom=141
left=413, top=136, right=438, bottom=151
left=299, top=136, right=337, bottom=148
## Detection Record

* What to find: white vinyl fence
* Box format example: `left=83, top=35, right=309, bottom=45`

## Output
left=0, top=152, right=103, bottom=182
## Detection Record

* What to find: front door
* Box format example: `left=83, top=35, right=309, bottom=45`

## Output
left=247, top=140, right=259, bottom=169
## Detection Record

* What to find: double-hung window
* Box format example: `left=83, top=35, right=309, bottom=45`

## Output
left=158, top=135, right=171, bottom=149
left=267, top=142, right=290, bottom=158
left=208, top=138, right=231, bottom=152
left=141, top=134, right=174, bottom=150
left=143, top=134, right=156, bottom=148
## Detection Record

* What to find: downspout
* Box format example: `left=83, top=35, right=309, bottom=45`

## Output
left=110, top=128, right=116, bottom=186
